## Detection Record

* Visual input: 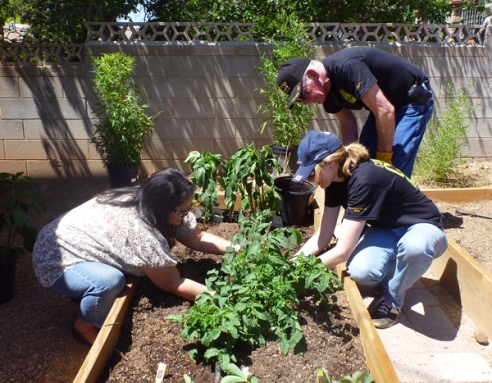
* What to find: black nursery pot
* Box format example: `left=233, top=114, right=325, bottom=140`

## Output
left=274, top=176, right=316, bottom=226
left=107, top=164, right=139, bottom=188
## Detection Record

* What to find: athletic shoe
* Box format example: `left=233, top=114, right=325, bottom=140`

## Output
left=371, top=296, right=400, bottom=329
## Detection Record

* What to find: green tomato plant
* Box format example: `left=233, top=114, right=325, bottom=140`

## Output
left=185, top=150, right=224, bottom=224
left=219, top=144, right=282, bottom=219
left=167, top=211, right=343, bottom=368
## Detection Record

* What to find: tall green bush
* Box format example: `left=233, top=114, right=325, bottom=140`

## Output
left=256, top=11, right=316, bottom=148
left=415, top=83, right=476, bottom=186
left=90, top=52, right=155, bottom=167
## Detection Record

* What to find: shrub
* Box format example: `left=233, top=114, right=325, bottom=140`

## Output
left=414, top=83, right=476, bottom=186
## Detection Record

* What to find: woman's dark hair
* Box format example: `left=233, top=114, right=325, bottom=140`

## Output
left=96, top=168, right=196, bottom=247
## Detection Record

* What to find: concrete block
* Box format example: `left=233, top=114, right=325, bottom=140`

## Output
left=149, top=159, right=191, bottom=175
left=19, top=77, right=63, bottom=98
left=0, top=160, right=26, bottom=173
left=0, top=120, right=24, bottom=139
left=0, top=98, right=89, bottom=120
left=5, top=139, right=89, bottom=160
left=27, top=159, right=107, bottom=179
left=88, top=144, right=103, bottom=161
left=216, top=98, right=257, bottom=118
left=233, top=76, right=266, bottom=99
left=462, top=137, right=492, bottom=158
left=189, top=44, right=237, bottom=56
left=143, top=139, right=173, bottom=160
left=172, top=97, right=216, bottom=119
left=215, top=138, right=253, bottom=158
left=235, top=118, right=268, bottom=140
left=153, top=118, right=194, bottom=139
left=145, top=98, right=174, bottom=119
left=0, top=77, right=19, bottom=98
left=24, top=119, right=93, bottom=140
left=194, top=118, right=236, bottom=139
left=476, top=119, right=492, bottom=138
left=172, top=138, right=215, bottom=160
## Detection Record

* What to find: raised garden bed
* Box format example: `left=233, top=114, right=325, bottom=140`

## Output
left=75, top=187, right=492, bottom=383
left=1, top=179, right=491, bottom=383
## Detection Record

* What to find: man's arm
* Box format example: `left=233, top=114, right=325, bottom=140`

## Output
left=334, top=108, right=358, bottom=145
left=360, top=83, right=395, bottom=155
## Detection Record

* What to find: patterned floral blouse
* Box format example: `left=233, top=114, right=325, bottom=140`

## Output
left=32, top=197, right=196, bottom=288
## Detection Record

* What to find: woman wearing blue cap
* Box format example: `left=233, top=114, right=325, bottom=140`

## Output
left=293, top=130, right=447, bottom=328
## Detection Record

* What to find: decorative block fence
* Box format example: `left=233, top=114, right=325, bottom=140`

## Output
left=0, top=22, right=491, bottom=180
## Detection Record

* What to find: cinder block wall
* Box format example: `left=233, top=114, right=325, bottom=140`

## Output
left=0, top=40, right=491, bottom=180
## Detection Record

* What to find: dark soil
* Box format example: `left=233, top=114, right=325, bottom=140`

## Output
left=96, top=222, right=367, bottom=383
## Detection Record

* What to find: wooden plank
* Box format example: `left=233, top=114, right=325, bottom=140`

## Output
left=337, top=265, right=400, bottom=383
left=427, top=238, right=492, bottom=341
left=421, top=187, right=492, bottom=202
left=73, top=276, right=140, bottom=383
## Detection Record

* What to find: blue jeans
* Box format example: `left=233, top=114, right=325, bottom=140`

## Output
left=346, top=223, right=448, bottom=309
left=359, top=95, right=434, bottom=178
left=49, top=262, right=127, bottom=328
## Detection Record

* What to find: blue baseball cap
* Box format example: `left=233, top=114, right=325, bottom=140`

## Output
left=293, top=131, right=343, bottom=182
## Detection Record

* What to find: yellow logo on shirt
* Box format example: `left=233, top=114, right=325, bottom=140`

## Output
left=347, top=206, right=366, bottom=213
left=340, top=89, right=356, bottom=104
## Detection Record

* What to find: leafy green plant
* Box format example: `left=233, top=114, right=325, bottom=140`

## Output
left=219, top=144, right=282, bottom=219
left=0, top=172, right=46, bottom=264
left=256, top=11, right=316, bottom=148
left=184, top=365, right=371, bottom=383
left=167, top=212, right=343, bottom=368
left=184, top=362, right=259, bottom=383
left=90, top=52, right=156, bottom=167
left=415, top=82, right=476, bottom=186
left=185, top=150, right=224, bottom=224
left=316, top=368, right=373, bottom=383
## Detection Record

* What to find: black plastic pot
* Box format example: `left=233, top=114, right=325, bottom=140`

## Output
left=0, top=261, right=16, bottom=305
left=107, top=164, right=139, bottom=188
left=274, top=176, right=316, bottom=226
left=272, top=146, right=299, bottom=177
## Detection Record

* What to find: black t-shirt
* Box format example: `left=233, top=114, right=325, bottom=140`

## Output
left=322, top=47, right=428, bottom=113
left=324, top=160, right=443, bottom=229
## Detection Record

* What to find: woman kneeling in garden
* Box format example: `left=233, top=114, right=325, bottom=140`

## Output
left=33, top=168, right=236, bottom=345
left=293, top=131, right=448, bottom=329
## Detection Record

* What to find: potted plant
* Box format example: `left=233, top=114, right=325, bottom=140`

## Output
left=90, top=52, right=156, bottom=188
left=0, top=172, right=45, bottom=304
left=256, top=12, right=316, bottom=176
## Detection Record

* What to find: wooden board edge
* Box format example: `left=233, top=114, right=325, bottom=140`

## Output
left=337, top=264, right=400, bottom=383
left=421, top=187, right=492, bottom=202
left=427, top=238, right=492, bottom=341
left=73, top=276, right=140, bottom=383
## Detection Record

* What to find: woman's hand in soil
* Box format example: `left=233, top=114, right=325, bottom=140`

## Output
left=141, top=265, right=208, bottom=301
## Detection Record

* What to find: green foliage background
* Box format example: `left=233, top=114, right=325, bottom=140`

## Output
left=0, top=0, right=472, bottom=44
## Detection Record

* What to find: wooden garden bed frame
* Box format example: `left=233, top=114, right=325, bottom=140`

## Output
left=72, top=187, right=492, bottom=383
